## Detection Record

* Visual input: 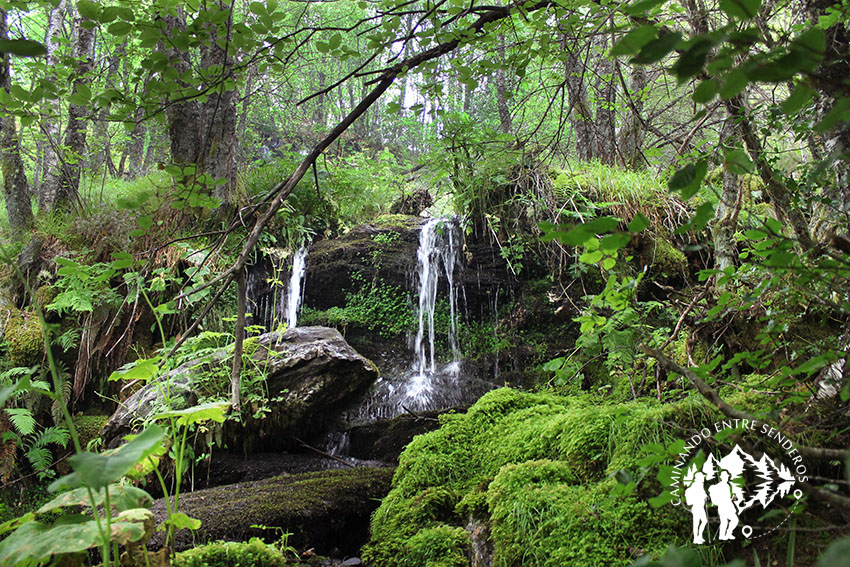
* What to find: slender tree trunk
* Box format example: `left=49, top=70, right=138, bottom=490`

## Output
left=494, top=38, right=513, bottom=134
left=593, top=34, right=617, bottom=165
left=199, top=1, right=237, bottom=211
left=618, top=66, right=647, bottom=169
left=39, top=0, right=68, bottom=211
left=0, top=10, right=34, bottom=236
left=714, top=119, right=742, bottom=274
left=561, top=34, right=594, bottom=161
left=230, top=268, right=247, bottom=415
left=56, top=8, right=95, bottom=209
left=93, top=43, right=123, bottom=177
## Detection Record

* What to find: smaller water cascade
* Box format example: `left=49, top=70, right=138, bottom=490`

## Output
left=246, top=246, right=309, bottom=331
left=285, top=246, right=308, bottom=329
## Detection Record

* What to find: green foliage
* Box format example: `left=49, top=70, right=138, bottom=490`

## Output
left=302, top=275, right=415, bottom=337
left=363, top=387, right=719, bottom=567
left=172, top=538, right=291, bottom=567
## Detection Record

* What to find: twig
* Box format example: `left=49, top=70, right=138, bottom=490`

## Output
left=292, top=436, right=354, bottom=468
left=639, top=345, right=847, bottom=461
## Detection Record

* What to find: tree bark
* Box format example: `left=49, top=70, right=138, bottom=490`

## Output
left=494, top=38, right=513, bottom=134
left=560, top=35, right=594, bottom=161
left=714, top=119, right=742, bottom=274
left=56, top=8, right=95, bottom=209
left=593, top=36, right=617, bottom=165
left=39, top=0, right=68, bottom=212
left=0, top=10, right=34, bottom=236
left=618, top=66, right=647, bottom=169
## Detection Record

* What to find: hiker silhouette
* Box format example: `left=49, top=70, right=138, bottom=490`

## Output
left=684, top=470, right=708, bottom=544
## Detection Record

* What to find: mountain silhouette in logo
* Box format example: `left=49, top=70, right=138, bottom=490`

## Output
left=691, top=444, right=795, bottom=513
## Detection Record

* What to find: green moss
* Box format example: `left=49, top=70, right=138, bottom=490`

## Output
left=403, top=525, right=470, bottom=567
left=173, top=538, right=290, bottom=567
left=4, top=310, right=44, bottom=366
left=364, top=388, right=726, bottom=567
left=646, top=233, right=687, bottom=276
left=372, top=214, right=420, bottom=228
left=33, top=285, right=58, bottom=311
left=71, top=415, right=109, bottom=450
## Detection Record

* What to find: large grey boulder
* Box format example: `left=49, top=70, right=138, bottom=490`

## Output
left=102, top=326, right=378, bottom=449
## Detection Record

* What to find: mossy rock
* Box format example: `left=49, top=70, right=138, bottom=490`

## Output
left=149, top=466, right=395, bottom=554
left=4, top=309, right=44, bottom=366
left=173, top=538, right=291, bottom=567
left=33, top=285, right=58, bottom=311
left=362, top=388, right=729, bottom=567
left=71, top=415, right=109, bottom=450
left=635, top=232, right=687, bottom=277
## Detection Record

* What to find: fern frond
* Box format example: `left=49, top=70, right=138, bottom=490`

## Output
left=34, top=426, right=70, bottom=449
left=0, top=366, right=37, bottom=382
left=25, top=446, right=53, bottom=473
left=5, top=408, right=36, bottom=436
left=51, top=374, right=72, bottom=426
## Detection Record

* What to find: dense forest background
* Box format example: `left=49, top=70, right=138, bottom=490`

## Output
left=0, top=0, right=849, bottom=565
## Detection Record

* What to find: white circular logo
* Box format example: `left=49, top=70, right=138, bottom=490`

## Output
left=667, top=419, right=806, bottom=543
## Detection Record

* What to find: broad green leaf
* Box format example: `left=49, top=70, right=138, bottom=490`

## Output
left=668, top=160, right=707, bottom=199
left=819, top=536, right=850, bottom=567
left=0, top=512, right=35, bottom=537
left=600, top=232, right=630, bottom=252
left=628, top=212, right=650, bottom=233
left=107, top=358, right=159, bottom=382
left=782, top=85, right=815, bottom=115
left=0, top=39, right=47, bottom=57
left=610, top=26, right=657, bottom=57
left=328, top=32, right=342, bottom=50
left=719, top=68, right=749, bottom=99
left=77, top=0, right=100, bottom=21
left=814, top=97, right=850, bottom=134
left=111, top=251, right=134, bottom=269
left=672, top=38, right=714, bottom=81
left=623, top=0, right=667, bottom=16
left=631, top=32, right=681, bottom=64
left=724, top=149, right=754, bottom=174
left=719, top=0, right=761, bottom=20
left=675, top=202, right=715, bottom=234
left=153, top=401, right=229, bottom=427
left=0, top=514, right=146, bottom=565
left=55, top=425, right=164, bottom=490
left=38, top=484, right=153, bottom=514
left=693, top=79, right=718, bottom=103
left=107, top=21, right=133, bottom=36
left=163, top=512, right=201, bottom=530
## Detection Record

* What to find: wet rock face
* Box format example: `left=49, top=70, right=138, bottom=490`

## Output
left=102, top=327, right=378, bottom=450
left=149, top=466, right=395, bottom=555
left=303, top=215, right=423, bottom=310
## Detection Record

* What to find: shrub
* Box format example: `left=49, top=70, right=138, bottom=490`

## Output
left=172, top=538, right=289, bottom=567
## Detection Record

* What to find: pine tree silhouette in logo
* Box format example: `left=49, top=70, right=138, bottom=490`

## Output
left=682, top=444, right=795, bottom=542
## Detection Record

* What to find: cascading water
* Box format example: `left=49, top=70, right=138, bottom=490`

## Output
left=246, top=246, right=309, bottom=331
left=407, top=217, right=462, bottom=402
left=285, top=246, right=308, bottom=329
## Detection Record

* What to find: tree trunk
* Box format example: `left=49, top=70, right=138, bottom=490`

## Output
left=494, top=38, right=513, bottom=134
left=593, top=35, right=617, bottom=165
left=162, top=11, right=202, bottom=168
left=714, top=119, right=742, bottom=274
left=0, top=10, right=34, bottom=236
left=39, top=0, right=68, bottom=212
left=56, top=8, right=95, bottom=209
left=199, top=1, right=237, bottom=211
left=561, top=34, right=594, bottom=161
left=618, top=66, right=647, bottom=169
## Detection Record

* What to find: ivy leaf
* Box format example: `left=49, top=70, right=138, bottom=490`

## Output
left=0, top=39, right=46, bottom=57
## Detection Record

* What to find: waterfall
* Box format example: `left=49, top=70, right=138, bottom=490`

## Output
left=246, top=246, right=308, bottom=332
left=285, top=246, right=308, bottom=329
left=407, top=217, right=462, bottom=401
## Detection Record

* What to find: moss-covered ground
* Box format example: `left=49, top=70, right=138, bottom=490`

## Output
left=362, top=387, right=733, bottom=567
